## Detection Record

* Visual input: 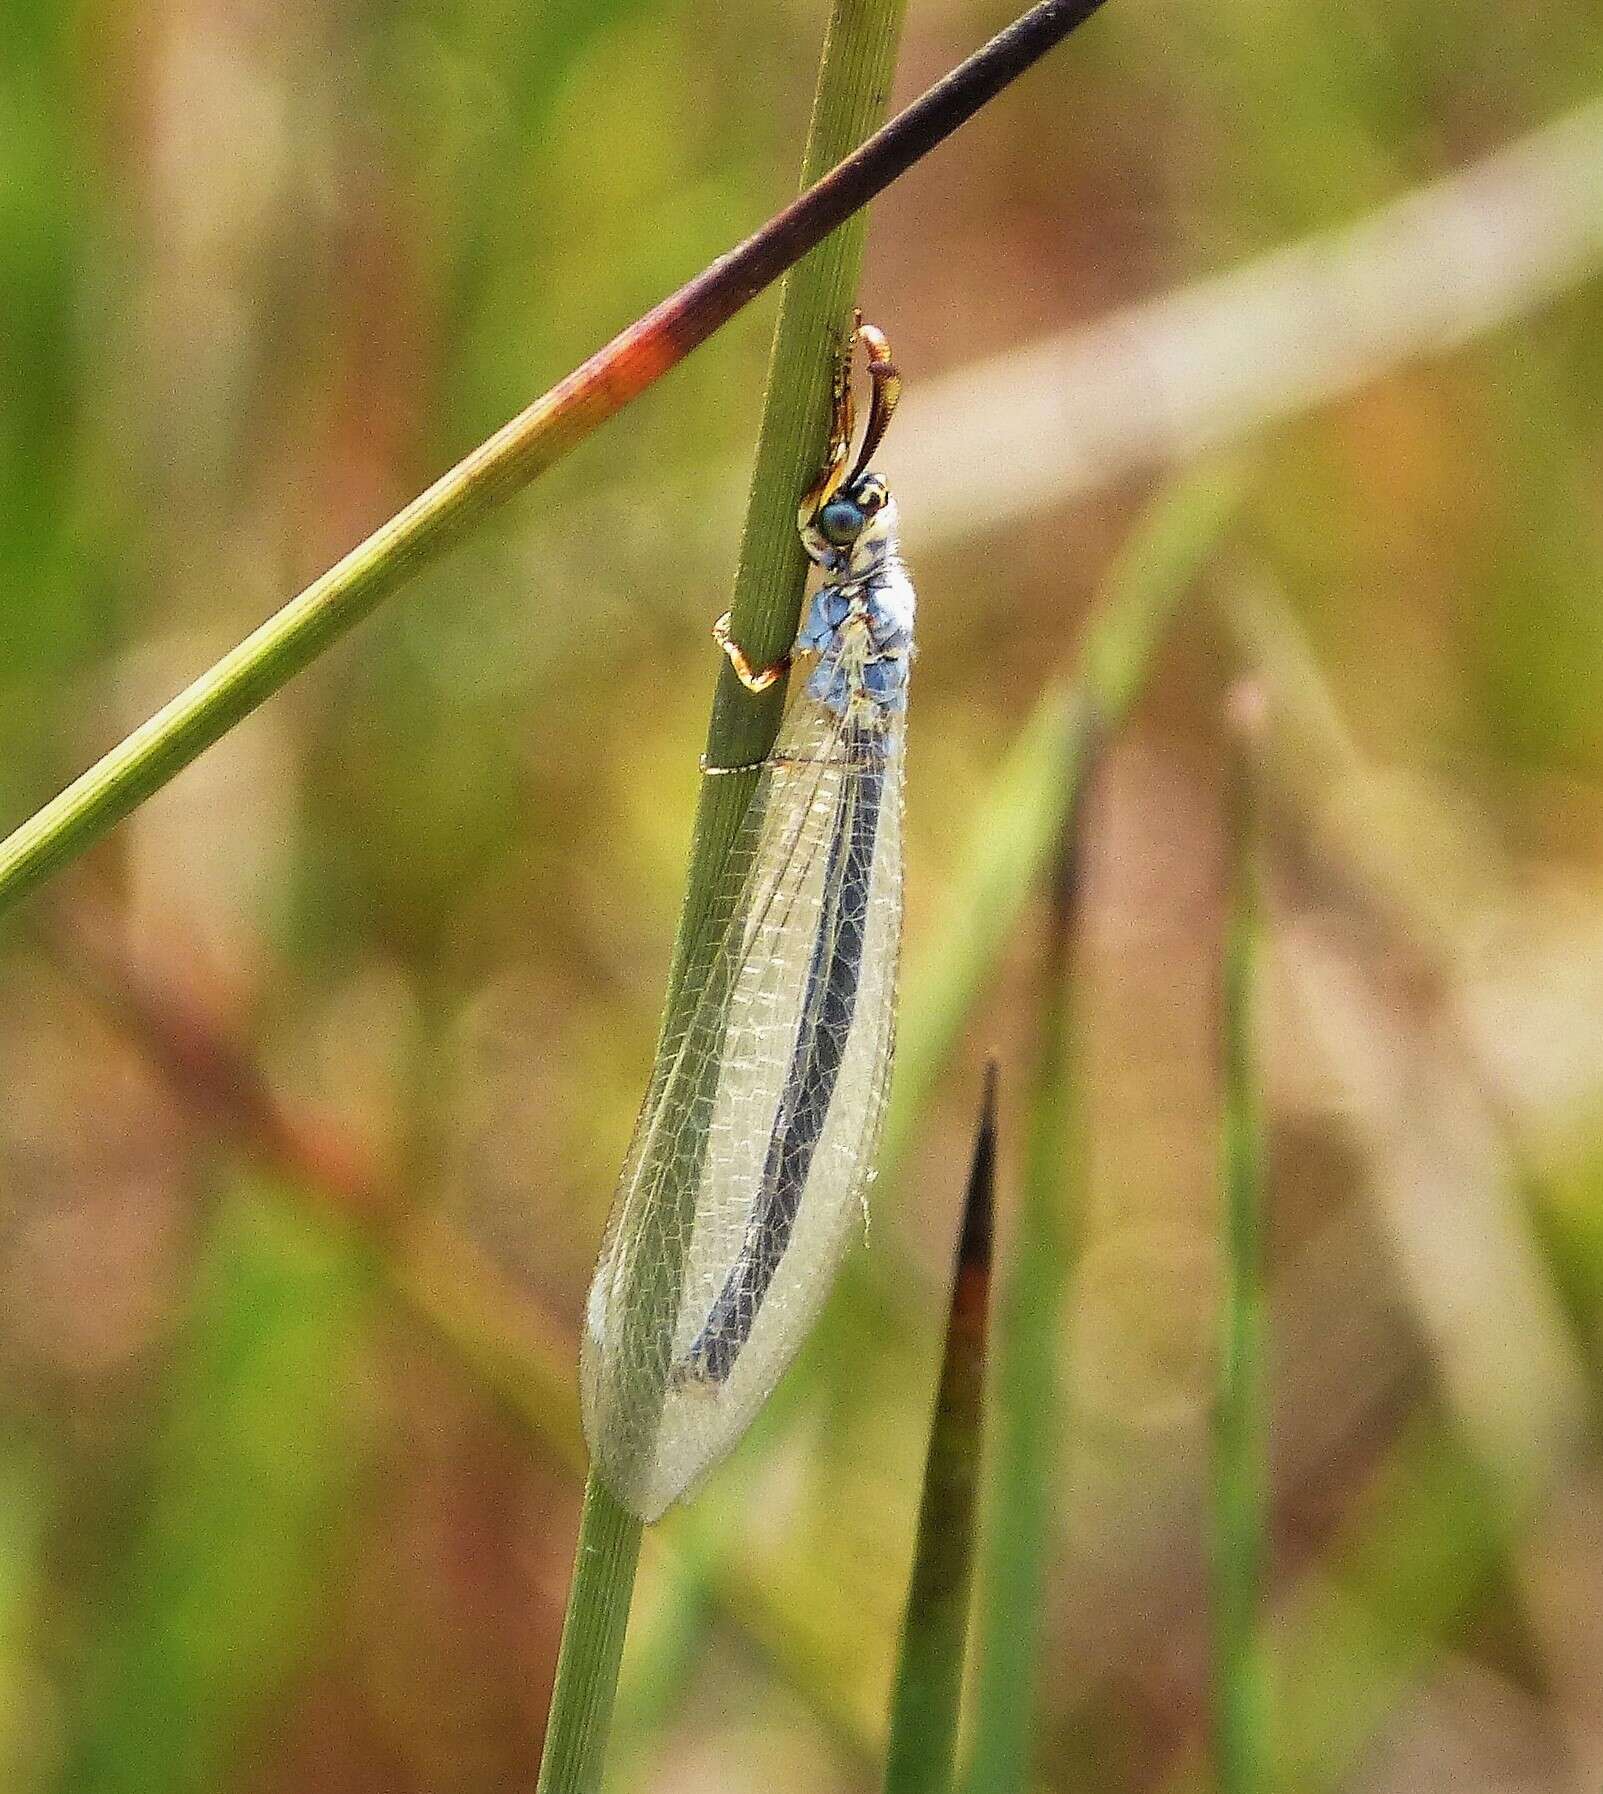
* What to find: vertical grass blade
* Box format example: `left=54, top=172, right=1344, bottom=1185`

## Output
left=580, top=0, right=913, bottom=1512
left=883, top=1064, right=999, bottom=1794
left=0, top=1441, right=48, bottom=1790
left=1212, top=684, right=1270, bottom=1794
left=603, top=1519, right=719, bottom=1791
left=666, top=0, right=909, bottom=983
left=893, top=467, right=1248, bottom=1794
left=537, top=4, right=908, bottom=1788
left=960, top=717, right=1092, bottom=1794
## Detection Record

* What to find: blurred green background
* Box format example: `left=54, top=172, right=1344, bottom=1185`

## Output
left=4, top=1, right=1603, bottom=1790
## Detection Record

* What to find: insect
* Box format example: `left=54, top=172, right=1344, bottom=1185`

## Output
left=581, top=319, right=914, bottom=1520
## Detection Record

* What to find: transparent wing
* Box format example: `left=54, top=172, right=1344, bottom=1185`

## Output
left=582, top=696, right=904, bottom=1519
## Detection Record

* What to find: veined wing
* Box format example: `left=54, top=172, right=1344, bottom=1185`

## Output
left=582, top=697, right=904, bottom=1520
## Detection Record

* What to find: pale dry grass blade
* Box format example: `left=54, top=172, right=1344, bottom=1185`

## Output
left=899, top=98, right=1603, bottom=543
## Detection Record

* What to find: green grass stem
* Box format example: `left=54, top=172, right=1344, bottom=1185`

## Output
left=534, top=1477, right=645, bottom=1794
left=1211, top=683, right=1270, bottom=1794
left=666, top=0, right=909, bottom=977
left=537, top=3, right=908, bottom=1786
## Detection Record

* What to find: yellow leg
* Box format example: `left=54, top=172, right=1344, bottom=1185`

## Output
left=713, top=611, right=788, bottom=693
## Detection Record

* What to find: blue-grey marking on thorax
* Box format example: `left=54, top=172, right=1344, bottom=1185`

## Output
left=798, top=574, right=913, bottom=718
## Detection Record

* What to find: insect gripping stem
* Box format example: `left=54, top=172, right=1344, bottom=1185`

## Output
left=582, top=321, right=914, bottom=1520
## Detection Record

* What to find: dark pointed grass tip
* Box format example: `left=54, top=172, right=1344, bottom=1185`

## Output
left=958, top=1058, right=1000, bottom=1281
left=882, top=1064, right=999, bottom=1794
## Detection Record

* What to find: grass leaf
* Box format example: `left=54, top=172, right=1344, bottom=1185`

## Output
left=1212, top=685, right=1270, bottom=1794
left=883, top=1065, right=998, bottom=1794
left=959, top=692, right=1089, bottom=1794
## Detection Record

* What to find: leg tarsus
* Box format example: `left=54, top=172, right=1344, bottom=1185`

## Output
left=713, top=610, right=788, bottom=693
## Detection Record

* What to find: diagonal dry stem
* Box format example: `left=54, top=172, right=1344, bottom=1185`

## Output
left=0, top=0, right=1111, bottom=928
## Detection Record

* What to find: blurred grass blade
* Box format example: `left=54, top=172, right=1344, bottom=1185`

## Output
left=0, top=1441, right=49, bottom=1789
left=1077, top=462, right=1252, bottom=728
left=43, top=904, right=590, bottom=1477
left=883, top=1064, right=998, bottom=1794
left=1155, top=1421, right=1503, bottom=1794
left=884, top=459, right=1248, bottom=1183
left=879, top=682, right=1081, bottom=1189
left=900, top=98, right=1603, bottom=541
left=960, top=706, right=1092, bottom=1794
left=603, top=1524, right=718, bottom=1792
left=1273, top=1425, right=1500, bottom=1794
left=904, top=469, right=1245, bottom=1794
left=1212, top=687, right=1270, bottom=1794
left=58, top=1181, right=374, bottom=1794
left=960, top=554, right=1253, bottom=1794
left=0, top=3, right=97, bottom=809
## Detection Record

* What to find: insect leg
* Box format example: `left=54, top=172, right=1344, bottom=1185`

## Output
left=713, top=609, right=790, bottom=693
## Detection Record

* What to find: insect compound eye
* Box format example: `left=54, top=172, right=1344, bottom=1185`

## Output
left=816, top=498, right=864, bottom=546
